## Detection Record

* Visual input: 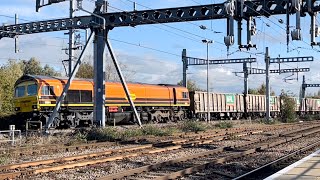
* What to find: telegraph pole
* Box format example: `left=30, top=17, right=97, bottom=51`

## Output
left=68, top=0, right=75, bottom=76
left=265, top=47, right=270, bottom=122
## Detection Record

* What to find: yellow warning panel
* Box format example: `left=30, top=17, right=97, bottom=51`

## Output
left=125, top=94, right=136, bottom=101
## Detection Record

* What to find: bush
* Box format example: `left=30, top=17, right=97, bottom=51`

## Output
left=214, top=121, right=233, bottom=129
left=280, top=90, right=297, bottom=123
left=0, top=155, right=9, bottom=165
left=85, top=125, right=178, bottom=142
left=142, top=125, right=176, bottom=136
left=181, top=121, right=207, bottom=132
left=120, top=129, right=144, bottom=140
left=86, top=127, right=120, bottom=142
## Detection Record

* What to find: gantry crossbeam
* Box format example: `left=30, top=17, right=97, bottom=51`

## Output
left=303, top=84, right=320, bottom=88
left=2, top=0, right=320, bottom=39
left=186, top=57, right=256, bottom=66
left=248, top=67, right=310, bottom=74
left=269, top=56, right=314, bottom=63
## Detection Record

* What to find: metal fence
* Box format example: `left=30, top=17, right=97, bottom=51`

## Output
left=0, top=125, right=21, bottom=146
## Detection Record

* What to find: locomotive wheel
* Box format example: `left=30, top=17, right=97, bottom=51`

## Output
left=179, top=114, right=185, bottom=121
left=156, top=114, right=162, bottom=123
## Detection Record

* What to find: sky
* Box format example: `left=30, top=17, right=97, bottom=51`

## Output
left=1, top=0, right=320, bottom=96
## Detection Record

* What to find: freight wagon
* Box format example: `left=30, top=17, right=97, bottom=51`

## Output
left=189, top=92, right=244, bottom=120
left=189, top=92, right=280, bottom=120
left=246, top=95, right=280, bottom=118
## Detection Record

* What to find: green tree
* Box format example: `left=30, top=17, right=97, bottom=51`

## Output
left=247, top=83, right=275, bottom=96
left=75, top=57, right=136, bottom=81
left=280, top=90, right=296, bottom=123
left=0, top=60, right=23, bottom=116
left=76, top=61, right=94, bottom=79
left=177, top=79, right=202, bottom=91
left=248, top=88, right=258, bottom=94
left=21, top=57, right=43, bottom=75
left=0, top=58, right=59, bottom=116
left=21, top=57, right=60, bottom=76
left=42, top=64, right=60, bottom=76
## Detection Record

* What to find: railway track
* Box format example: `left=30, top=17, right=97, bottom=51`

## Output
left=0, top=122, right=316, bottom=179
left=0, top=127, right=267, bottom=179
left=233, top=140, right=320, bottom=180
left=1, top=123, right=297, bottom=157
left=97, top=124, right=320, bottom=180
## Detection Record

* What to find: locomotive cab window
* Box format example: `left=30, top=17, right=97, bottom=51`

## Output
left=15, top=86, right=25, bottom=97
left=182, top=92, right=188, bottom=98
left=27, top=84, right=38, bottom=96
left=41, top=86, right=54, bottom=95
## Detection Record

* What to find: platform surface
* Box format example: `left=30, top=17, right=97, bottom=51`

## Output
left=265, top=149, right=320, bottom=180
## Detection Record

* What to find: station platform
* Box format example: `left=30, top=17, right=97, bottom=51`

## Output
left=265, top=149, right=320, bottom=179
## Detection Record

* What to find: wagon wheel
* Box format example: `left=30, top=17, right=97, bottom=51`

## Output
left=152, top=114, right=160, bottom=123
left=52, top=117, right=60, bottom=128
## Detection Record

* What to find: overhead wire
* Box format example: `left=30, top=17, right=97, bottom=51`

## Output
left=106, top=1, right=263, bottom=57
left=243, top=2, right=312, bottom=52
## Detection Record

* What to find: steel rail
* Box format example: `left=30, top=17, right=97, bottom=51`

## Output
left=1, top=124, right=293, bottom=156
left=147, top=128, right=320, bottom=180
left=0, top=129, right=265, bottom=179
left=98, top=125, right=320, bottom=180
left=232, top=140, right=320, bottom=180
left=0, top=123, right=311, bottom=179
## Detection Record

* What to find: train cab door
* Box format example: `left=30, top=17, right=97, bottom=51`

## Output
left=173, top=88, right=177, bottom=105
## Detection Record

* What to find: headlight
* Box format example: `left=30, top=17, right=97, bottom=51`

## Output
left=15, top=107, right=20, bottom=111
left=32, top=105, right=37, bottom=109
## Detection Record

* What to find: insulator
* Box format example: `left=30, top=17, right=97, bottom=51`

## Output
left=292, top=0, right=302, bottom=11
left=224, top=0, right=235, bottom=16
left=316, top=25, right=320, bottom=37
left=224, top=35, right=234, bottom=46
left=291, top=29, right=302, bottom=40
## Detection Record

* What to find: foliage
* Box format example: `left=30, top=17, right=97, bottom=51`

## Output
left=85, top=125, right=177, bottom=142
left=86, top=127, right=119, bottom=142
left=180, top=121, right=207, bottom=132
left=214, top=121, right=233, bottom=129
left=280, top=90, right=297, bottom=123
left=75, top=56, right=136, bottom=81
left=76, top=61, right=94, bottom=79
left=305, top=90, right=320, bottom=99
left=177, top=79, right=202, bottom=91
left=300, top=114, right=319, bottom=121
left=0, top=58, right=60, bottom=116
left=0, top=155, right=9, bottom=165
left=0, top=60, right=23, bottom=116
left=42, top=64, right=60, bottom=76
left=247, top=83, right=276, bottom=96
left=142, top=125, right=175, bottom=136
left=21, top=58, right=60, bottom=76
